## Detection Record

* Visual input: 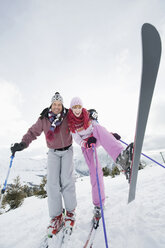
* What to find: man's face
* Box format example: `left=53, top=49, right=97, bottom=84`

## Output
left=51, top=101, right=63, bottom=114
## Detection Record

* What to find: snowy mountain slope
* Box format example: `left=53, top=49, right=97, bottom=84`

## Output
left=0, top=165, right=165, bottom=248
left=0, top=146, right=114, bottom=186
left=0, top=145, right=163, bottom=186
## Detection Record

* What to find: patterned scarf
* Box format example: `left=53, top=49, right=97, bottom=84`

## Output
left=68, top=108, right=90, bottom=133
left=46, top=108, right=67, bottom=142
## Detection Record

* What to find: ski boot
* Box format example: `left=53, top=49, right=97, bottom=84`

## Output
left=64, top=210, right=75, bottom=235
left=93, top=206, right=101, bottom=229
left=47, top=213, right=64, bottom=238
left=116, top=143, right=134, bottom=182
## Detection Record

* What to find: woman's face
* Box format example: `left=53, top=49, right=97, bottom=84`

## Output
left=72, top=105, right=82, bottom=117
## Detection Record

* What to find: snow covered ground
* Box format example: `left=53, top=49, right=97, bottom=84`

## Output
left=0, top=163, right=165, bottom=248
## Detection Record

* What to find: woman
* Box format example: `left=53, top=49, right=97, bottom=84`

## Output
left=68, top=97, right=132, bottom=220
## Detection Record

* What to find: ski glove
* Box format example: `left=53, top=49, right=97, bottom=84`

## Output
left=88, top=109, right=98, bottom=121
left=112, top=133, right=121, bottom=140
left=86, top=137, right=97, bottom=148
left=11, top=142, right=26, bottom=156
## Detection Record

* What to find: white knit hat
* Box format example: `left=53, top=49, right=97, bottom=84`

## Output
left=51, top=92, right=63, bottom=104
left=70, top=97, right=83, bottom=108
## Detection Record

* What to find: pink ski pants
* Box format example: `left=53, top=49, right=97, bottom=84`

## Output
left=82, top=124, right=123, bottom=207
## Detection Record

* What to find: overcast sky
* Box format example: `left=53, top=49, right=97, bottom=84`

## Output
left=0, top=0, right=165, bottom=155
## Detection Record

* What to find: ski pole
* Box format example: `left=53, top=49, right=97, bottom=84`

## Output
left=0, top=154, right=15, bottom=208
left=120, top=140, right=165, bottom=169
left=92, top=145, right=109, bottom=248
left=160, top=152, right=165, bottom=164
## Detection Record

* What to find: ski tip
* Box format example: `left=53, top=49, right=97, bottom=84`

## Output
left=141, top=22, right=162, bottom=65
left=142, top=23, right=160, bottom=32
left=142, top=23, right=155, bottom=29
left=142, top=23, right=161, bottom=42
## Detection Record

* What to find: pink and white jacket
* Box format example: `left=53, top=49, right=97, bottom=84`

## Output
left=71, top=120, right=98, bottom=147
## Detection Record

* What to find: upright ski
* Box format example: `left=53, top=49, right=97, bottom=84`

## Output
left=128, top=23, right=161, bottom=203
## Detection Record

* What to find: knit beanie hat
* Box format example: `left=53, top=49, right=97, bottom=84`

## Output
left=51, top=92, right=63, bottom=104
left=70, top=97, right=83, bottom=108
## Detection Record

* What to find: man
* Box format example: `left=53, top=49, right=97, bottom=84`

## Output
left=11, top=92, right=77, bottom=236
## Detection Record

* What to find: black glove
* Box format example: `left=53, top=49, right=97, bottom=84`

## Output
left=87, top=137, right=97, bottom=148
left=88, top=109, right=98, bottom=121
left=11, top=142, right=26, bottom=156
left=112, top=133, right=121, bottom=140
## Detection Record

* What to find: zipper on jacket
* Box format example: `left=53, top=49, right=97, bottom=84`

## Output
left=60, top=128, right=65, bottom=148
